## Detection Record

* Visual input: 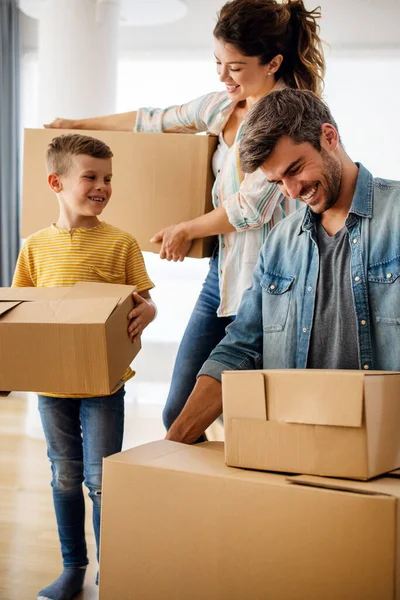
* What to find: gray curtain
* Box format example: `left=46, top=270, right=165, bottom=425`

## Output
left=0, top=0, right=20, bottom=286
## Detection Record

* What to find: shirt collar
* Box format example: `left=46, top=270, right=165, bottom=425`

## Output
left=299, top=162, right=374, bottom=234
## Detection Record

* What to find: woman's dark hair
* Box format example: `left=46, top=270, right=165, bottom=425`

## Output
left=213, top=0, right=325, bottom=96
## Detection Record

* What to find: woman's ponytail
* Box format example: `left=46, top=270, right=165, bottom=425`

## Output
left=282, top=1, right=325, bottom=96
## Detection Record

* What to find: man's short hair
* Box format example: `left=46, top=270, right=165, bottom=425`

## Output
left=239, top=89, right=340, bottom=173
left=46, top=134, right=113, bottom=175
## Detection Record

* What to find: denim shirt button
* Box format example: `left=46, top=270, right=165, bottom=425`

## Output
left=363, top=364, right=370, bottom=370
left=354, top=276, right=360, bottom=282
left=302, top=327, right=307, bottom=333
left=361, top=319, right=366, bottom=326
left=270, top=284, right=276, bottom=290
left=386, top=272, right=392, bottom=279
left=353, top=238, right=358, bottom=244
left=307, top=286, right=312, bottom=292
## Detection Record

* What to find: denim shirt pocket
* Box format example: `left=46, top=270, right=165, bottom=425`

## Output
left=367, top=255, right=400, bottom=325
left=261, top=271, right=295, bottom=333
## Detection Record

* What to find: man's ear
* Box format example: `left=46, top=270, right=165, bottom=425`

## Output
left=321, top=123, right=339, bottom=152
left=48, top=173, right=62, bottom=193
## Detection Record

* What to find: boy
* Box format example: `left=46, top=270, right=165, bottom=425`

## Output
left=13, top=134, right=156, bottom=600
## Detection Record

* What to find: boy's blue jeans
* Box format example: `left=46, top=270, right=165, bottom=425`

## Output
left=38, top=387, right=125, bottom=567
left=162, top=253, right=235, bottom=442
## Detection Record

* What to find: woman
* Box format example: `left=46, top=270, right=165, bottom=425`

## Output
left=47, top=0, right=325, bottom=441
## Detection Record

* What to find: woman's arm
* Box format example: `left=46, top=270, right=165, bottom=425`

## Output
left=44, top=91, right=229, bottom=134
left=44, top=111, right=137, bottom=131
left=151, top=206, right=235, bottom=261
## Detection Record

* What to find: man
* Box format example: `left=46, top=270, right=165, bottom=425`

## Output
left=166, top=88, right=400, bottom=444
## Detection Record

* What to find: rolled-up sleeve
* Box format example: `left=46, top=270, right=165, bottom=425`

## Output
left=222, top=169, right=285, bottom=231
left=134, top=91, right=231, bottom=135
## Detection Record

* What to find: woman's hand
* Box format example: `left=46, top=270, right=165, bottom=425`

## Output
left=127, top=292, right=156, bottom=342
left=151, top=223, right=192, bottom=261
left=44, top=118, right=76, bottom=129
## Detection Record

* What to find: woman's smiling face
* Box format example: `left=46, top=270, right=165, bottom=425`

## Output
left=214, top=38, right=275, bottom=104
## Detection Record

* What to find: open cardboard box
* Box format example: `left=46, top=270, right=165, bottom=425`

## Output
left=99, top=440, right=400, bottom=600
left=0, top=282, right=140, bottom=395
left=22, top=128, right=218, bottom=258
left=222, top=369, right=400, bottom=480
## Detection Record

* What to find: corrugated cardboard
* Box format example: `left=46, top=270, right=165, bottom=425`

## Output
left=222, top=369, right=400, bottom=480
left=99, top=440, right=400, bottom=600
left=22, top=128, right=218, bottom=258
left=0, top=282, right=140, bottom=395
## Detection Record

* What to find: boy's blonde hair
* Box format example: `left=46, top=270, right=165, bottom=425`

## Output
left=46, top=134, right=113, bottom=175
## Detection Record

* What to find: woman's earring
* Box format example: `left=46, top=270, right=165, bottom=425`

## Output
left=268, top=72, right=272, bottom=76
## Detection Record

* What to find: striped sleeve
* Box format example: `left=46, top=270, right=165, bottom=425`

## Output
left=222, top=168, right=287, bottom=232
left=12, top=244, right=35, bottom=287
left=125, top=238, right=154, bottom=292
left=134, top=91, right=232, bottom=135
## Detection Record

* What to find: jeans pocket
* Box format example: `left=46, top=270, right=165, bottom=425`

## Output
left=261, top=271, right=294, bottom=333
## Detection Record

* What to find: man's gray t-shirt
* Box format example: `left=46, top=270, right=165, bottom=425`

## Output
left=307, top=218, right=360, bottom=369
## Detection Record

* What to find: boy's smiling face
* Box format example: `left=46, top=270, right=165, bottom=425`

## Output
left=49, top=154, right=113, bottom=227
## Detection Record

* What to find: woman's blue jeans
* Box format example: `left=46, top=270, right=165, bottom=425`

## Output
left=162, top=253, right=235, bottom=442
left=38, top=387, right=125, bottom=567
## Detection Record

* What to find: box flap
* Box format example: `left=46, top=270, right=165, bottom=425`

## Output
left=222, top=371, right=267, bottom=421
left=0, top=301, right=22, bottom=317
left=106, top=440, right=292, bottom=487
left=0, top=297, right=120, bottom=324
left=65, top=281, right=136, bottom=303
left=0, top=287, right=68, bottom=301
left=288, top=474, right=400, bottom=499
left=264, top=370, right=365, bottom=427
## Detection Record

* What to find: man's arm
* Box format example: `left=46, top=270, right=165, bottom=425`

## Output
left=165, top=375, right=222, bottom=444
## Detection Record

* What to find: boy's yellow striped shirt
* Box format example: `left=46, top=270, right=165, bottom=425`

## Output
left=12, top=221, right=154, bottom=397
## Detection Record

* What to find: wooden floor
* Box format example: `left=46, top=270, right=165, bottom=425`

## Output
left=0, top=387, right=223, bottom=600
left=0, top=394, right=99, bottom=600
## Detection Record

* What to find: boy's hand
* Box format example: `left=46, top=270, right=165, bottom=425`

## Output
left=127, top=292, right=156, bottom=342
left=150, top=223, right=192, bottom=261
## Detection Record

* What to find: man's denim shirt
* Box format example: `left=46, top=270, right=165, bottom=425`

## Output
left=199, top=163, right=400, bottom=380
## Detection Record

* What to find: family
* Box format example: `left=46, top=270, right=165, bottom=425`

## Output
left=13, top=1, right=399, bottom=599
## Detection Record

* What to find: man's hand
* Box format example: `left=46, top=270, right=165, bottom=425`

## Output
left=44, top=118, right=76, bottom=129
left=150, top=223, right=192, bottom=261
left=127, top=292, right=156, bottom=342
left=165, top=375, right=223, bottom=444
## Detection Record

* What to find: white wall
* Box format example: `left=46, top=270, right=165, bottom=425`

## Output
left=324, top=51, right=400, bottom=180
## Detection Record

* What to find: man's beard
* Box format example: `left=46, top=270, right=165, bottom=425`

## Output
left=310, top=149, right=342, bottom=214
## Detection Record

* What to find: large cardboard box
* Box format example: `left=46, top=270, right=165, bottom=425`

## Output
left=0, top=282, right=140, bottom=395
left=100, top=440, right=400, bottom=600
left=22, top=128, right=218, bottom=258
left=222, top=369, right=400, bottom=480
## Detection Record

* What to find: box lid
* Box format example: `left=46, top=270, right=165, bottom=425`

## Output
left=223, top=370, right=400, bottom=428
left=288, top=474, right=400, bottom=499
left=0, top=282, right=136, bottom=324
left=0, top=297, right=121, bottom=324
left=0, top=287, right=67, bottom=301
left=0, top=301, right=22, bottom=317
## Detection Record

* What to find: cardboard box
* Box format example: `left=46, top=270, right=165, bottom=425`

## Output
left=22, top=128, right=218, bottom=258
left=222, top=369, right=400, bottom=480
left=0, top=282, right=140, bottom=395
left=99, top=440, right=400, bottom=600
